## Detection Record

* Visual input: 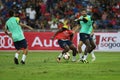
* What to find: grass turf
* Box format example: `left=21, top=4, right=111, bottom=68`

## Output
left=0, top=51, right=120, bottom=80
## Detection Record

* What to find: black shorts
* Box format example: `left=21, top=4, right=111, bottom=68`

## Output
left=14, top=39, right=28, bottom=50
left=79, top=33, right=91, bottom=43
left=58, top=40, right=72, bottom=49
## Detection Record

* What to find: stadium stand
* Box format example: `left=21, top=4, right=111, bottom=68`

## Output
left=0, top=0, right=120, bottom=31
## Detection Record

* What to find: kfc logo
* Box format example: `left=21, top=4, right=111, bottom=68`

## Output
left=100, top=36, right=120, bottom=49
left=101, top=37, right=117, bottom=42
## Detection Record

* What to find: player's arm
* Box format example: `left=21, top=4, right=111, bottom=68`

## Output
left=93, top=22, right=97, bottom=29
left=75, top=17, right=89, bottom=23
left=16, top=17, right=33, bottom=30
left=91, top=22, right=97, bottom=37
left=19, top=23, right=33, bottom=31
left=3, top=25, right=12, bottom=38
left=73, top=18, right=82, bottom=33
left=82, top=17, right=89, bottom=23
left=72, top=24, right=80, bottom=33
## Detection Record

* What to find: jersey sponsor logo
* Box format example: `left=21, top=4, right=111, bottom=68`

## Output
left=0, top=35, right=15, bottom=48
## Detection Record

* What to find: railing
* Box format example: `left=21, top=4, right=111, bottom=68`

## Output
left=0, top=29, right=120, bottom=32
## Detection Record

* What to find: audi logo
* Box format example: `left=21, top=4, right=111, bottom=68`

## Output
left=0, top=35, right=15, bottom=48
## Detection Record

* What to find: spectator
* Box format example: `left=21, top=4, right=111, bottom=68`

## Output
left=110, top=17, right=117, bottom=29
left=40, top=1, right=46, bottom=15
left=35, top=1, right=41, bottom=20
left=50, top=21, right=58, bottom=30
left=29, top=7, right=36, bottom=21
left=0, top=0, right=120, bottom=30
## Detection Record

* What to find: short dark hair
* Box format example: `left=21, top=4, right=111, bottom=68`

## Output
left=9, top=10, right=14, bottom=17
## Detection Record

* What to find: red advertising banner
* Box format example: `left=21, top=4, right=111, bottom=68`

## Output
left=1, top=32, right=120, bottom=51
left=0, top=32, right=78, bottom=50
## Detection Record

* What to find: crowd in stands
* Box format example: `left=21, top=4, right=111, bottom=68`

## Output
left=0, top=0, right=120, bottom=30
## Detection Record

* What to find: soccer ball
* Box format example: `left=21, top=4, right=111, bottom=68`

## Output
left=63, top=52, right=70, bottom=60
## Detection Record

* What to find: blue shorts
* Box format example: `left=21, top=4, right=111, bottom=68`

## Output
left=79, top=33, right=91, bottom=43
left=14, top=39, right=28, bottom=50
left=58, top=40, right=72, bottom=49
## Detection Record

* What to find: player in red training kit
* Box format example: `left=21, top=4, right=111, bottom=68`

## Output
left=51, top=19, right=77, bottom=62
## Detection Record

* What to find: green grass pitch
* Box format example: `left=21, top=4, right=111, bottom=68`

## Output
left=0, top=51, right=120, bottom=80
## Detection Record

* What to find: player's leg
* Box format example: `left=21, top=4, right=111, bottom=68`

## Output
left=57, top=40, right=70, bottom=62
left=57, top=45, right=70, bottom=62
left=79, top=33, right=90, bottom=63
left=20, top=39, right=28, bottom=64
left=14, top=41, right=21, bottom=64
left=78, top=41, right=83, bottom=61
left=14, top=50, right=20, bottom=64
left=69, top=44, right=78, bottom=62
left=82, top=39, right=91, bottom=63
left=88, top=39, right=96, bottom=53
left=89, top=38, right=96, bottom=61
left=21, top=48, right=28, bottom=64
left=91, top=50, right=96, bottom=61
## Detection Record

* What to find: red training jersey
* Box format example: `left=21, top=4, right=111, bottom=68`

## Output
left=55, top=30, right=73, bottom=40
